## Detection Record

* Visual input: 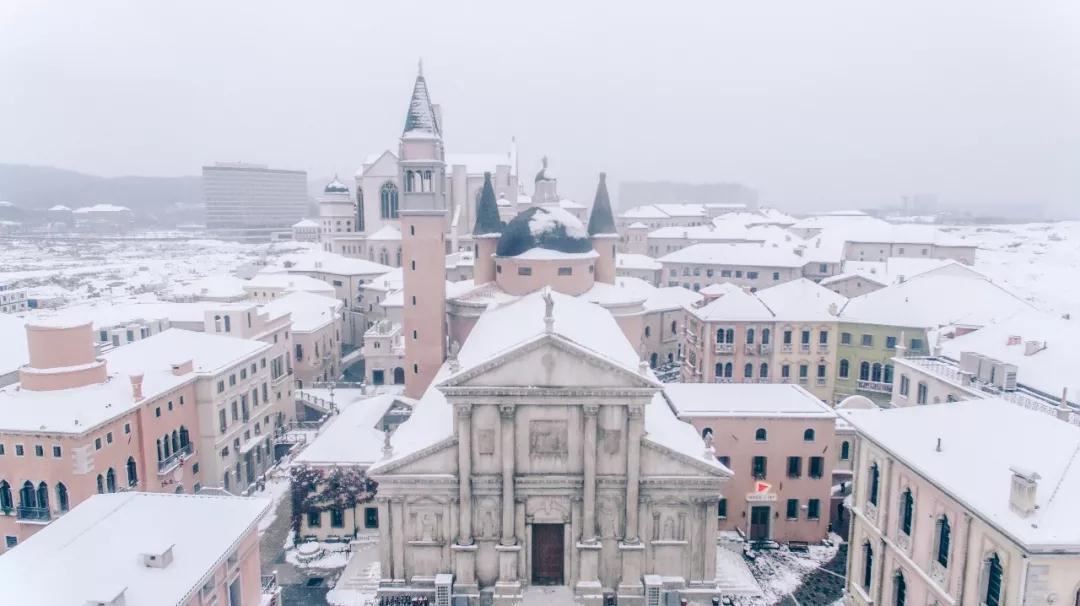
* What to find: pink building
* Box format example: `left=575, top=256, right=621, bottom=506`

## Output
left=664, top=383, right=838, bottom=544
left=0, top=492, right=278, bottom=605
left=0, top=321, right=203, bottom=551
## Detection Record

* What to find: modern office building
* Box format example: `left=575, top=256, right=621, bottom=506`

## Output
left=203, top=162, right=309, bottom=241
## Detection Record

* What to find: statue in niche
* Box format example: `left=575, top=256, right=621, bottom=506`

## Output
left=419, top=512, right=437, bottom=542
left=478, top=499, right=499, bottom=539
left=598, top=497, right=619, bottom=538
left=662, top=515, right=675, bottom=540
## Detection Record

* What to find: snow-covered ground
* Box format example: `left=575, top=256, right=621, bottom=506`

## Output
left=741, top=537, right=842, bottom=605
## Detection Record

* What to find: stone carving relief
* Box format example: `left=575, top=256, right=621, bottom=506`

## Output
left=410, top=508, right=445, bottom=543
left=527, top=496, right=570, bottom=523
left=529, top=420, right=568, bottom=456
left=476, top=497, right=499, bottom=539
left=597, top=495, right=621, bottom=538
left=599, top=429, right=621, bottom=455
left=477, top=429, right=495, bottom=455
left=651, top=509, right=687, bottom=542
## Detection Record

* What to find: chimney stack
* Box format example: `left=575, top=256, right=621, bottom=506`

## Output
left=1009, top=466, right=1040, bottom=517
left=129, top=374, right=144, bottom=400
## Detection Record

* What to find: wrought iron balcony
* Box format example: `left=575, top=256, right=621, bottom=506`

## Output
left=744, top=344, right=757, bottom=356
left=714, top=343, right=734, bottom=355
left=157, top=443, right=194, bottom=474
left=17, top=506, right=51, bottom=522
left=799, top=344, right=811, bottom=354
left=759, top=344, right=772, bottom=355
left=857, top=380, right=893, bottom=394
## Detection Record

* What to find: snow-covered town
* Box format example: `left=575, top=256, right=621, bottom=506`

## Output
left=1, top=3, right=1078, bottom=606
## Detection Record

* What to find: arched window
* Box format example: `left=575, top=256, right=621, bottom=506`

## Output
left=725, top=328, right=734, bottom=343
left=746, top=328, right=755, bottom=344
left=19, top=480, right=36, bottom=509
left=755, top=428, right=767, bottom=441
left=894, top=570, right=907, bottom=606
left=803, top=428, right=815, bottom=442
left=716, top=329, right=725, bottom=343
left=841, top=440, right=851, bottom=460
left=36, top=481, right=48, bottom=513
left=936, top=515, right=951, bottom=567
left=869, top=463, right=880, bottom=505
left=859, top=361, right=871, bottom=381
left=214, top=315, right=222, bottom=332
left=839, top=359, right=850, bottom=378
left=762, top=328, right=771, bottom=344
left=714, top=363, right=723, bottom=377
left=701, top=427, right=714, bottom=440
left=162, top=433, right=171, bottom=458
left=179, top=426, right=190, bottom=448
left=760, top=363, right=768, bottom=378
left=0, top=480, right=12, bottom=511
left=900, top=489, right=914, bottom=535
left=649, top=353, right=658, bottom=368
left=396, top=248, right=402, bottom=266
left=56, top=483, right=69, bottom=512
left=380, top=182, right=399, bottom=219
left=985, top=554, right=1003, bottom=606
left=862, top=542, right=874, bottom=592
left=223, top=315, right=231, bottom=332
left=724, top=362, right=733, bottom=378
left=96, top=474, right=104, bottom=494
left=223, top=472, right=230, bottom=492
left=671, top=320, right=678, bottom=335
left=156, top=438, right=163, bottom=462
left=106, top=468, right=117, bottom=493
left=172, top=430, right=179, bottom=453
left=127, top=457, right=138, bottom=487
left=743, top=363, right=753, bottom=378
left=871, top=362, right=883, bottom=382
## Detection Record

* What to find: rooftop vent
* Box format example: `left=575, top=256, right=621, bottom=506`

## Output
left=139, top=543, right=175, bottom=569
left=85, top=584, right=126, bottom=606
left=1009, top=466, right=1040, bottom=517
left=170, top=360, right=194, bottom=376
left=1023, top=340, right=1046, bottom=356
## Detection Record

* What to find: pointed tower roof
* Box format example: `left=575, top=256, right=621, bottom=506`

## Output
left=403, top=62, right=441, bottom=137
left=587, top=172, right=617, bottom=236
left=473, top=172, right=504, bottom=237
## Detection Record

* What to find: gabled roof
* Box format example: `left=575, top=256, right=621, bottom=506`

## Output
left=756, top=278, right=846, bottom=322
left=658, top=242, right=805, bottom=268
left=690, top=283, right=775, bottom=322
left=586, top=173, right=617, bottom=236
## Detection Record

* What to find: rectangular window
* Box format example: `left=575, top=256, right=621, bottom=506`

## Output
left=307, top=510, right=321, bottom=528
left=861, top=334, right=873, bottom=347
left=781, top=364, right=790, bottom=378
left=910, top=338, right=924, bottom=352
left=93, top=439, right=101, bottom=451
left=799, top=364, right=809, bottom=378
left=126, top=330, right=134, bottom=342
left=231, top=401, right=238, bottom=421
left=365, top=507, right=379, bottom=528
left=240, top=368, right=247, bottom=380
left=99, top=330, right=108, bottom=342
left=34, top=445, right=43, bottom=457
left=787, top=456, right=802, bottom=478
left=720, top=270, right=732, bottom=277
left=0, top=444, right=4, bottom=455
left=885, top=336, right=897, bottom=349
left=517, top=266, right=532, bottom=276
left=841, top=332, right=852, bottom=345
left=557, top=267, right=572, bottom=276
left=809, top=456, right=824, bottom=479
left=735, top=270, right=743, bottom=278
left=52, top=446, right=62, bottom=458
left=917, top=382, right=928, bottom=405
left=106, top=432, right=113, bottom=444
left=331, top=508, right=345, bottom=528
left=807, top=499, right=821, bottom=520
left=155, top=407, right=161, bottom=418
left=4, top=536, right=16, bottom=548
left=718, top=499, right=728, bottom=519
left=801, top=330, right=811, bottom=344
left=772, top=272, right=780, bottom=280
left=747, top=271, right=759, bottom=279
left=332, top=280, right=343, bottom=287
left=783, top=330, right=792, bottom=344
left=819, top=263, right=828, bottom=273
left=752, top=456, right=767, bottom=479
left=899, top=375, right=910, bottom=396
left=817, top=364, right=826, bottom=378
left=819, top=331, right=828, bottom=344
left=786, top=499, right=799, bottom=520
left=219, top=409, right=227, bottom=433
left=229, top=374, right=236, bottom=386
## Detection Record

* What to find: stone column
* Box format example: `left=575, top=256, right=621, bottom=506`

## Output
left=390, top=498, right=406, bottom=583
left=582, top=404, right=599, bottom=543
left=456, top=404, right=473, bottom=545
left=624, top=404, right=644, bottom=543
left=499, top=404, right=516, bottom=545
left=377, top=498, right=393, bottom=583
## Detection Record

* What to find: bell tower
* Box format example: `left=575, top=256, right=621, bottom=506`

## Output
left=399, top=62, right=448, bottom=398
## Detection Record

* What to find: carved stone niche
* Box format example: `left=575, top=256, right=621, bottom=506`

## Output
left=596, top=494, right=623, bottom=539
left=408, top=503, right=446, bottom=545
left=529, top=420, right=568, bottom=457
left=477, top=429, right=495, bottom=455
left=650, top=507, right=688, bottom=543
left=526, top=496, right=570, bottom=524
left=475, top=497, right=500, bottom=540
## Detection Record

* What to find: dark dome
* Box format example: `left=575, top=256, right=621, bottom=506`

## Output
left=495, top=207, right=593, bottom=257
left=324, top=177, right=349, bottom=194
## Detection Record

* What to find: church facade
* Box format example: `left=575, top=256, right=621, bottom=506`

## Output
left=369, top=292, right=729, bottom=605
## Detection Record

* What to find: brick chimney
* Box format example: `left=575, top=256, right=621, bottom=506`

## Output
left=170, top=360, right=194, bottom=376
left=129, top=374, right=144, bottom=401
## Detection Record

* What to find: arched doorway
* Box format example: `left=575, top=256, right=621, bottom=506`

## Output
left=393, top=367, right=405, bottom=384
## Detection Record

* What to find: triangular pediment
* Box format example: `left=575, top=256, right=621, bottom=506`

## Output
left=369, top=437, right=457, bottom=476
left=440, top=334, right=658, bottom=391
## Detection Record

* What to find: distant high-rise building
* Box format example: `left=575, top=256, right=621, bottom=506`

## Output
left=202, top=162, right=308, bottom=241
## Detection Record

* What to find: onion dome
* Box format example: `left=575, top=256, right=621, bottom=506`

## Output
left=496, top=206, right=593, bottom=257
left=324, top=175, right=349, bottom=194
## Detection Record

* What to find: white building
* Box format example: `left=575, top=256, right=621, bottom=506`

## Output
left=0, top=283, right=27, bottom=314
left=203, top=162, right=309, bottom=241
left=659, top=242, right=806, bottom=292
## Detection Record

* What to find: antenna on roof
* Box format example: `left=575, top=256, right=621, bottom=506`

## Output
left=418, top=57, right=423, bottom=77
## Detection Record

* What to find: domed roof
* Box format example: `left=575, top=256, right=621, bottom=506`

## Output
left=324, top=176, right=349, bottom=194
left=837, top=395, right=878, bottom=410
left=496, top=206, right=593, bottom=257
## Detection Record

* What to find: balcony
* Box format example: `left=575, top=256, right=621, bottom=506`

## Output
left=744, top=344, right=757, bottom=356
left=817, top=345, right=829, bottom=354
left=857, top=380, right=893, bottom=394
left=781, top=344, right=793, bottom=354
left=158, top=443, right=194, bottom=474
left=759, top=344, right=772, bottom=355
left=714, top=377, right=734, bottom=384
left=797, top=376, right=809, bottom=385
left=816, top=377, right=827, bottom=386
left=799, top=344, right=811, bottom=354
left=714, top=343, right=734, bottom=355
left=17, top=506, right=51, bottom=522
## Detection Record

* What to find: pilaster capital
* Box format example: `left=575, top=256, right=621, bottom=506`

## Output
left=498, top=404, right=516, bottom=419
left=627, top=405, right=644, bottom=420
left=455, top=404, right=473, bottom=417
left=583, top=404, right=600, bottom=417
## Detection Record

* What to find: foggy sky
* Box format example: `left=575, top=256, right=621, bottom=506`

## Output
left=1, top=1, right=1078, bottom=214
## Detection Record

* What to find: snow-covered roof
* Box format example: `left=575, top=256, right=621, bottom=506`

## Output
left=244, top=273, right=335, bottom=296
left=48, top=204, right=71, bottom=211
left=165, top=275, right=249, bottom=301
left=689, top=283, right=774, bottom=322
left=755, top=278, right=846, bottom=322
left=446, top=153, right=514, bottom=175
left=664, top=383, right=836, bottom=418
left=292, top=218, right=319, bottom=229
left=272, top=249, right=394, bottom=277
left=0, top=313, right=28, bottom=377
left=819, top=271, right=887, bottom=287
left=28, top=298, right=246, bottom=329
left=843, top=223, right=971, bottom=247
left=261, top=291, right=341, bottom=332
left=106, top=328, right=270, bottom=376
left=0, top=492, right=269, bottom=605
left=72, top=204, right=131, bottom=214
left=658, top=243, right=805, bottom=268
left=838, top=271, right=1033, bottom=329
left=496, top=206, right=592, bottom=258
left=324, top=176, right=349, bottom=193
left=616, top=253, right=662, bottom=271
left=840, top=257, right=976, bottom=286
left=642, top=286, right=702, bottom=312
left=582, top=280, right=651, bottom=307
left=841, top=400, right=1080, bottom=550
left=621, top=203, right=707, bottom=220
left=292, top=394, right=406, bottom=466
left=938, top=310, right=1080, bottom=403
left=366, top=224, right=402, bottom=241
left=645, top=391, right=731, bottom=474
left=628, top=222, right=648, bottom=229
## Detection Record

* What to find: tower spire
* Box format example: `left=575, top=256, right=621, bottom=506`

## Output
left=587, top=172, right=617, bottom=236
left=473, top=172, right=504, bottom=236
left=403, top=65, right=440, bottom=136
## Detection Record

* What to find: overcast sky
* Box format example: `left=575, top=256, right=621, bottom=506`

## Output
left=1, top=1, right=1078, bottom=214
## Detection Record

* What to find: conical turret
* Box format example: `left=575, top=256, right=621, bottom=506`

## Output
left=587, top=172, right=617, bottom=236
left=473, top=172, right=504, bottom=236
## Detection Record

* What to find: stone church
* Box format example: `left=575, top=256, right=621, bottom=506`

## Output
left=368, top=291, right=730, bottom=604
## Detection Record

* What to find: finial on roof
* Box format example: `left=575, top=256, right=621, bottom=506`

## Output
left=448, top=340, right=461, bottom=373
left=382, top=431, right=394, bottom=458
left=418, top=57, right=423, bottom=77
left=542, top=287, right=555, bottom=334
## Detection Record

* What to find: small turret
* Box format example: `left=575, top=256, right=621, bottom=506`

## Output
left=588, top=173, right=619, bottom=284
left=472, top=173, right=504, bottom=285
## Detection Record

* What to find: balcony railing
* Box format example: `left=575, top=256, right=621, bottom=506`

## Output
left=17, top=506, right=51, bottom=522
left=797, top=376, right=809, bottom=385
left=857, top=380, right=893, bottom=394
left=816, top=377, right=828, bottom=386
left=760, top=344, right=772, bottom=355
left=744, top=344, right=757, bottom=356
left=158, top=443, right=194, bottom=474
left=781, top=344, right=793, bottom=353
left=714, top=343, right=734, bottom=355
left=799, top=344, right=811, bottom=354
left=714, top=377, right=734, bottom=384
left=818, top=345, right=829, bottom=354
